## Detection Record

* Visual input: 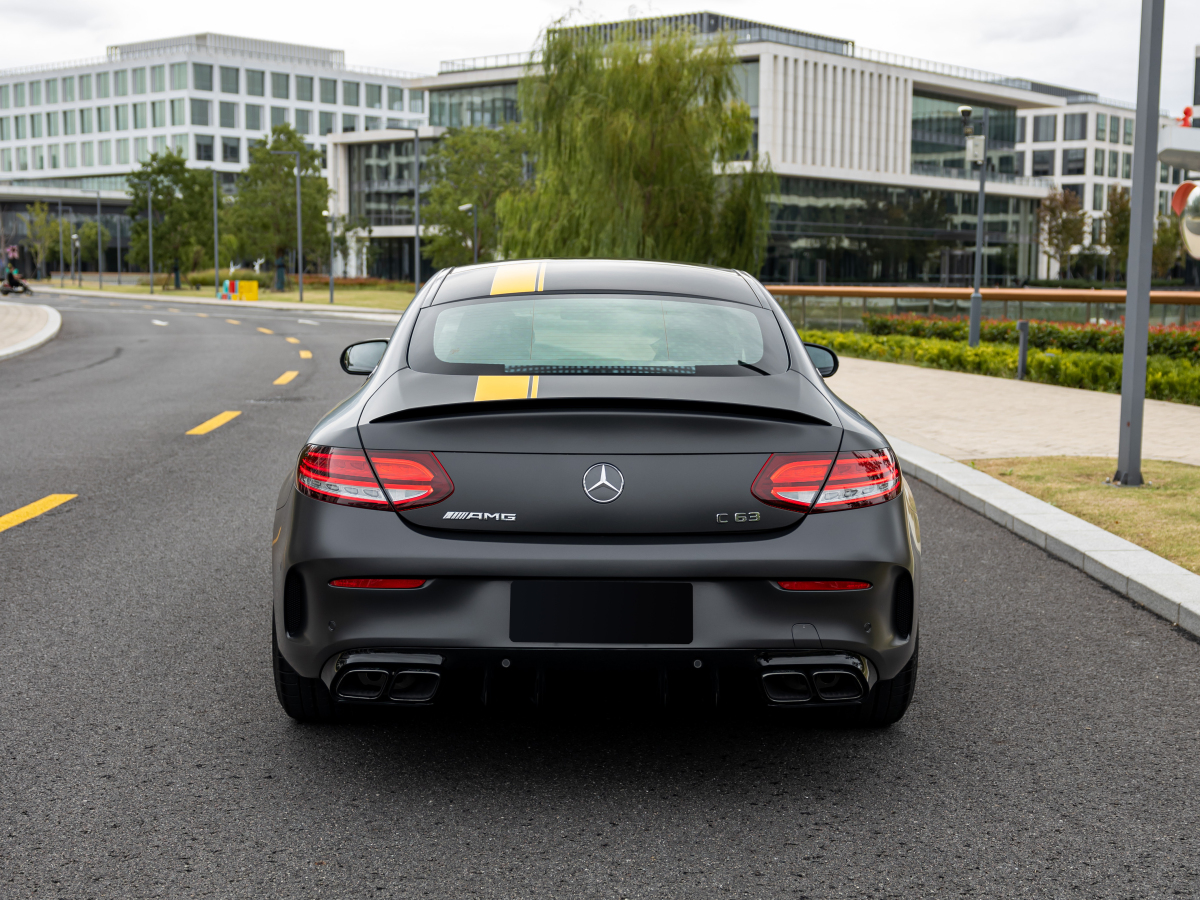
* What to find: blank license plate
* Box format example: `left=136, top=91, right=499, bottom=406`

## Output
left=510, top=581, right=693, bottom=644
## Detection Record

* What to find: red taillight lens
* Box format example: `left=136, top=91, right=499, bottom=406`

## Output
left=329, top=578, right=427, bottom=589
left=778, top=580, right=871, bottom=591
left=296, top=445, right=453, bottom=511
left=811, top=448, right=901, bottom=512
left=750, top=452, right=836, bottom=511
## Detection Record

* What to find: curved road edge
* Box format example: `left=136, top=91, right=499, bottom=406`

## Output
left=0, top=301, right=63, bottom=362
left=892, top=435, right=1200, bottom=638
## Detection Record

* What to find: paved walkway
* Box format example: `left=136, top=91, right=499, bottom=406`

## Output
left=831, top=357, right=1200, bottom=466
left=0, top=300, right=60, bottom=361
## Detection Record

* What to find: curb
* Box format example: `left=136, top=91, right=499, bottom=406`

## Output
left=0, top=303, right=63, bottom=361
left=37, top=286, right=403, bottom=324
left=891, top=437, right=1200, bottom=637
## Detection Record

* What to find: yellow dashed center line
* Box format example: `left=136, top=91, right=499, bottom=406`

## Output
left=285, top=337, right=300, bottom=344
left=299, top=350, right=312, bottom=359
left=197, top=313, right=209, bottom=317
left=0, top=494, right=77, bottom=535
left=168, top=308, right=180, bottom=312
left=257, top=327, right=274, bottom=334
left=186, top=411, right=242, bottom=435
left=226, top=319, right=240, bottom=324
left=274, top=370, right=299, bottom=385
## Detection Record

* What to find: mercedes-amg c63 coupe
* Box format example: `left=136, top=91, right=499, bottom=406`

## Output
left=271, top=259, right=920, bottom=725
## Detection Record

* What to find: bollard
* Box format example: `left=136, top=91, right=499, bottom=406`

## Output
left=1017, top=320, right=1029, bottom=380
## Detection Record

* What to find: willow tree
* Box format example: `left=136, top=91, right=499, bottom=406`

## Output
left=498, top=20, right=774, bottom=270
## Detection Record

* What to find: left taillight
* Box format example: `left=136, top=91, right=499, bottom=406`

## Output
left=296, top=445, right=453, bottom=511
left=751, top=448, right=900, bottom=514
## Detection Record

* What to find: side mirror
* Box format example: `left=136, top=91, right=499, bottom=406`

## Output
left=341, top=340, right=389, bottom=375
left=804, top=342, right=839, bottom=378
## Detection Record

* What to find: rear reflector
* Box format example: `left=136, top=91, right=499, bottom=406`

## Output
left=297, top=445, right=453, bottom=511
left=751, top=448, right=900, bottom=514
left=330, top=578, right=427, bottom=589
left=778, top=580, right=871, bottom=591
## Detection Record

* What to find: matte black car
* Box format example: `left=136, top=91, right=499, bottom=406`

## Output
left=272, top=259, right=920, bottom=725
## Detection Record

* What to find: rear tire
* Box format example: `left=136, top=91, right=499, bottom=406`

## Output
left=855, top=637, right=918, bottom=728
left=272, top=617, right=335, bottom=723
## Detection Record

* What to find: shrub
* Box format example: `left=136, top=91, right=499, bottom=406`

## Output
left=801, top=328, right=1200, bottom=406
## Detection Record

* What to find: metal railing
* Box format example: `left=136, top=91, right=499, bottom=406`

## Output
left=909, top=162, right=1054, bottom=189
left=440, top=52, right=537, bottom=74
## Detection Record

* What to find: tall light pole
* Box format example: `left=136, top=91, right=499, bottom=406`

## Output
left=87, top=189, right=103, bottom=291
left=270, top=150, right=303, bottom=302
left=148, top=188, right=154, bottom=296
left=960, top=105, right=988, bottom=346
left=458, top=202, right=478, bottom=264
left=57, top=200, right=64, bottom=288
left=115, top=211, right=122, bottom=286
left=390, top=127, right=423, bottom=290
left=1114, top=0, right=1166, bottom=487
left=213, top=169, right=220, bottom=297
left=322, top=209, right=336, bottom=304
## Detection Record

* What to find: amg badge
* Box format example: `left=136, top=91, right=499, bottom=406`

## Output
left=442, top=511, right=517, bottom=521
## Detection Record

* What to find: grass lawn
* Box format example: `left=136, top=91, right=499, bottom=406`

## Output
left=44, top=280, right=414, bottom=311
left=969, top=456, right=1200, bottom=575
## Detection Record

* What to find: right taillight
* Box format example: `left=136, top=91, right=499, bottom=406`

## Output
left=296, top=445, right=453, bottom=511
left=751, top=448, right=900, bottom=514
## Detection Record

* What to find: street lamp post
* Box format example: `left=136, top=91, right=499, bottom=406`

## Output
left=322, top=209, right=336, bottom=304
left=148, top=189, right=154, bottom=296
left=87, top=189, right=103, bottom=292
left=389, top=127, right=423, bottom=290
left=71, top=233, right=80, bottom=286
left=116, top=213, right=122, bottom=286
left=57, top=200, right=64, bottom=288
left=213, top=169, right=220, bottom=298
left=270, top=150, right=303, bottom=302
left=960, top=105, right=988, bottom=346
left=458, top=202, right=478, bottom=264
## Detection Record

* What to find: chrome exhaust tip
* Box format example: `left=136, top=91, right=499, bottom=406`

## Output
left=388, top=670, right=440, bottom=703
left=761, top=670, right=813, bottom=703
left=811, top=670, right=863, bottom=701
left=335, top=668, right=390, bottom=700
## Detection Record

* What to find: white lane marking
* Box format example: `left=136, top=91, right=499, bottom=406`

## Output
left=151, top=319, right=169, bottom=326
left=297, top=319, right=319, bottom=326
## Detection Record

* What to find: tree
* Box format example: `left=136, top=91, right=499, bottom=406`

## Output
left=226, top=125, right=328, bottom=289
left=1037, top=188, right=1086, bottom=279
left=422, top=125, right=530, bottom=269
left=125, top=151, right=214, bottom=287
left=78, top=220, right=111, bottom=266
left=1103, top=186, right=1131, bottom=283
left=1152, top=212, right=1182, bottom=279
left=498, top=19, right=775, bottom=270
left=19, top=202, right=58, bottom=279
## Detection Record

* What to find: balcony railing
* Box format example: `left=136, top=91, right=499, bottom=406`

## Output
left=910, top=162, right=1054, bottom=189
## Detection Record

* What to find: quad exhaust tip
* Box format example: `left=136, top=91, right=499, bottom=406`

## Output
left=760, top=657, right=867, bottom=704
left=328, top=651, right=443, bottom=704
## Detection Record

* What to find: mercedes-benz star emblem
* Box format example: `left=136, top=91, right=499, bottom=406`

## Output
left=582, top=463, right=624, bottom=504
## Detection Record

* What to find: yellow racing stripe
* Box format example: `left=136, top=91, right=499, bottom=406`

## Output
left=489, top=262, right=542, bottom=295
left=474, top=376, right=534, bottom=401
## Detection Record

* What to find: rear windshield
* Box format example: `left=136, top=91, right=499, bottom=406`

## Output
left=408, top=295, right=789, bottom=376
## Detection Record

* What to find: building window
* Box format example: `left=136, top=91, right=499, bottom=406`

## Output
left=114, top=71, right=128, bottom=96
left=65, top=143, right=77, bottom=167
left=34, top=145, right=45, bottom=169
left=272, top=72, right=289, bottom=99
left=135, top=137, right=148, bottom=162
left=114, top=104, right=130, bottom=130
left=31, top=114, right=43, bottom=138
left=220, top=66, right=239, bottom=94
left=46, top=79, right=57, bottom=104
left=0, top=85, right=8, bottom=108
left=320, top=78, right=337, bottom=104
left=1159, top=190, right=1170, bottom=215
left=271, top=106, right=288, bottom=127
left=1014, top=117, right=1025, bottom=143
left=1123, top=119, right=1133, bottom=145
left=14, top=115, right=26, bottom=139
left=97, top=107, right=110, bottom=132
left=46, top=112, right=59, bottom=137
left=1063, top=112, right=1086, bottom=141
left=410, top=91, right=424, bottom=114
left=133, top=102, right=147, bottom=129
left=220, top=101, right=237, bottom=129
left=1092, top=217, right=1102, bottom=244
left=172, top=134, right=187, bottom=157
left=170, top=98, right=185, bottom=127
left=191, top=99, right=211, bottom=126
left=151, top=100, right=166, bottom=128
left=98, top=140, right=111, bottom=165
left=1, top=148, right=10, bottom=171
left=79, top=108, right=92, bottom=133
left=1031, top=150, right=1054, bottom=176
left=1160, top=162, right=1170, bottom=183
left=319, top=110, right=334, bottom=135
left=17, top=147, right=27, bottom=170
left=295, top=109, right=312, bottom=134
left=1173, top=167, right=1183, bottom=185
left=343, top=81, right=359, bottom=106
left=81, top=142, right=93, bottom=166
left=169, top=63, right=186, bottom=91
left=63, top=109, right=76, bottom=135
left=195, top=134, right=214, bottom=161
left=365, top=116, right=381, bottom=131
left=1108, top=149, right=1118, bottom=178
left=97, top=73, right=110, bottom=99
left=1122, top=153, right=1132, bottom=178
left=1109, top=116, right=1120, bottom=142
left=153, top=135, right=167, bottom=154
left=151, top=65, right=165, bottom=93
left=429, top=84, right=520, bottom=127
left=296, top=76, right=313, bottom=102
left=388, top=87, right=404, bottom=111
left=1031, top=115, right=1056, bottom=142
left=0, top=117, right=8, bottom=140
left=132, top=68, right=147, bottom=94
left=222, top=136, right=240, bottom=163
left=116, top=138, right=129, bottom=164
left=342, top=113, right=357, bottom=132
left=49, top=144, right=59, bottom=168
left=30, top=81, right=41, bottom=105
left=1093, top=183, right=1105, bottom=210
left=366, top=84, right=382, bottom=109
left=245, top=104, right=263, bottom=131
left=79, top=75, right=92, bottom=100
left=1094, top=147, right=1105, bottom=176
left=193, top=64, right=213, bottom=92
left=63, top=76, right=75, bottom=102
left=245, top=70, right=265, bottom=97
left=14, top=83, right=25, bottom=106
left=320, top=143, right=327, bottom=169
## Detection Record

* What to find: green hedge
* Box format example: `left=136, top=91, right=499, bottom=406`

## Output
left=863, top=313, right=1200, bottom=364
left=801, top=329, right=1200, bottom=406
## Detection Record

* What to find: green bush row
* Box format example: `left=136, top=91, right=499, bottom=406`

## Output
left=863, top=313, right=1200, bottom=364
left=801, top=329, right=1200, bottom=406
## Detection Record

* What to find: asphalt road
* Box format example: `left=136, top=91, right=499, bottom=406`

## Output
left=2, top=293, right=1199, bottom=898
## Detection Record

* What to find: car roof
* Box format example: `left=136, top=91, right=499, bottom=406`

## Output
left=428, top=259, right=764, bottom=307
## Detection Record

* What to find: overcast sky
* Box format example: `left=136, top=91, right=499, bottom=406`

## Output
left=4, top=0, right=1196, bottom=115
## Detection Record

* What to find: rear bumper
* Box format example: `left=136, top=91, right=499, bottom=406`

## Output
left=272, top=487, right=920, bottom=682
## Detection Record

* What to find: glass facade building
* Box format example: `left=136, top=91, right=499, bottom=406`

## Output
left=429, top=83, right=519, bottom=128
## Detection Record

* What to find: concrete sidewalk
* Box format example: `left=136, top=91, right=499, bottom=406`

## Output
left=831, top=356, right=1200, bottom=467
left=0, top=300, right=62, bottom=361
